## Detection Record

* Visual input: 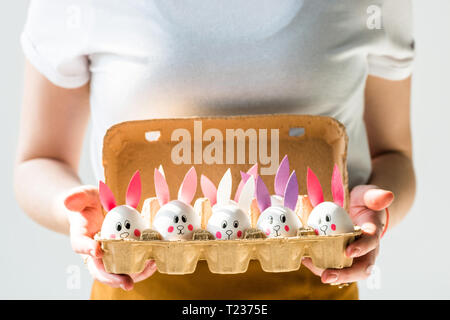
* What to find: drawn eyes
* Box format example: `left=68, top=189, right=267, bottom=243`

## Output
left=124, top=220, right=131, bottom=230
left=280, top=214, right=286, bottom=224
left=181, top=215, right=187, bottom=223
left=268, top=216, right=274, bottom=224
left=173, top=215, right=187, bottom=224
left=233, top=220, right=239, bottom=228
left=115, top=222, right=122, bottom=232
left=325, top=215, right=331, bottom=222
left=221, top=220, right=227, bottom=229
left=173, top=216, right=179, bottom=224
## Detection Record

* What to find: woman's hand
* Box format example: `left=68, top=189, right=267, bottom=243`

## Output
left=64, top=186, right=156, bottom=290
left=302, top=185, right=394, bottom=285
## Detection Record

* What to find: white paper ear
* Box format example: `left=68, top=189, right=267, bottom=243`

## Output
left=216, top=168, right=232, bottom=206
left=238, top=176, right=255, bottom=214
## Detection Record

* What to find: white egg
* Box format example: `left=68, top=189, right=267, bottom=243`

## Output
left=307, top=202, right=354, bottom=236
left=101, top=205, right=147, bottom=240
left=153, top=200, right=200, bottom=240
left=206, top=204, right=251, bottom=240
left=256, top=206, right=301, bottom=238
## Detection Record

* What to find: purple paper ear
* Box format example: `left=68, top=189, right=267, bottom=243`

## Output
left=99, top=181, right=116, bottom=212
left=200, top=174, right=217, bottom=206
left=331, top=164, right=344, bottom=208
left=283, top=171, right=298, bottom=211
left=154, top=168, right=170, bottom=206
left=275, top=155, right=290, bottom=196
left=178, top=167, right=197, bottom=205
left=307, top=167, right=324, bottom=207
left=234, top=164, right=258, bottom=202
left=256, top=176, right=271, bottom=212
left=126, top=170, right=141, bottom=209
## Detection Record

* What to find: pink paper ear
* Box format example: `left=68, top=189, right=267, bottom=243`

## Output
left=99, top=181, right=117, bottom=212
left=331, top=164, right=344, bottom=208
left=256, top=176, right=271, bottom=212
left=234, top=164, right=258, bottom=202
left=284, top=171, right=298, bottom=211
left=200, top=174, right=217, bottom=206
left=125, top=170, right=141, bottom=209
left=307, top=167, right=324, bottom=207
left=275, top=155, right=290, bottom=196
left=234, top=171, right=251, bottom=202
left=178, top=167, right=197, bottom=205
left=154, top=168, right=170, bottom=206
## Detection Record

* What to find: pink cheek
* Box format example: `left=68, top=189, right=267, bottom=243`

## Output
left=188, top=224, right=193, bottom=231
left=237, top=230, right=242, bottom=238
left=266, top=228, right=271, bottom=236
left=134, top=229, right=141, bottom=237
left=168, top=226, right=174, bottom=233
left=284, top=225, right=290, bottom=232
left=110, top=234, right=116, bottom=239
left=314, top=229, right=319, bottom=235
left=331, top=224, right=336, bottom=231
left=215, top=231, right=222, bottom=239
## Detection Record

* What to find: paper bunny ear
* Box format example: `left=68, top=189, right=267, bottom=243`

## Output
left=154, top=168, right=170, bottom=206
left=331, top=164, right=344, bottom=208
left=275, top=155, right=290, bottom=196
left=99, top=181, right=116, bottom=212
left=125, top=171, right=141, bottom=209
left=256, top=176, right=271, bottom=212
left=217, top=168, right=232, bottom=206
left=284, top=171, right=298, bottom=211
left=307, top=167, right=324, bottom=207
left=178, top=167, right=197, bottom=205
left=158, top=165, right=165, bottom=177
left=238, top=174, right=255, bottom=213
left=234, top=164, right=258, bottom=202
left=200, top=174, right=217, bottom=206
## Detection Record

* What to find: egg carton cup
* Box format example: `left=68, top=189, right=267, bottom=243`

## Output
left=99, top=114, right=357, bottom=275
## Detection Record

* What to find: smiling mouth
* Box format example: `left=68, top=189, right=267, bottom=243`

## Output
left=272, top=229, right=280, bottom=237
left=120, top=232, right=129, bottom=238
left=177, top=230, right=184, bottom=235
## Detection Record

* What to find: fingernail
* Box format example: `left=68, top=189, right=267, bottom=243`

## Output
left=366, top=264, right=375, bottom=275
left=120, top=284, right=131, bottom=291
left=324, top=272, right=338, bottom=283
left=350, top=247, right=361, bottom=258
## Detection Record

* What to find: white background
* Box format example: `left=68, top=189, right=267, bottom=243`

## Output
left=1, top=1, right=449, bottom=299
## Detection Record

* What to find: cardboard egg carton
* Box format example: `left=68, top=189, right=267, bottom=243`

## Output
left=98, top=114, right=361, bottom=274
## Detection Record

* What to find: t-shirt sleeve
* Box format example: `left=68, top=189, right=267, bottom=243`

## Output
left=367, top=0, right=415, bottom=80
left=21, top=0, right=91, bottom=88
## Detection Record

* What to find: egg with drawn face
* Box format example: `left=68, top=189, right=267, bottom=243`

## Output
left=153, top=200, right=200, bottom=240
left=307, top=202, right=354, bottom=236
left=207, top=205, right=251, bottom=240
left=101, top=205, right=147, bottom=240
left=256, top=206, right=300, bottom=238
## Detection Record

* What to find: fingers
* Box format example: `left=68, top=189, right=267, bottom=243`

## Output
left=130, top=260, right=157, bottom=283
left=350, top=185, right=394, bottom=211
left=363, top=189, right=394, bottom=211
left=64, top=186, right=100, bottom=212
left=87, top=257, right=134, bottom=290
left=301, top=258, right=324, bottom=277
left=71, top=233, right=102, bottom=258
left=321, top=251, right=377, bottom=284
left=345, top=232, right=379, bottom=258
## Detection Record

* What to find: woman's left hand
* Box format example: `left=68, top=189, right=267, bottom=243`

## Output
left=302, top=185, right=394, bottom=285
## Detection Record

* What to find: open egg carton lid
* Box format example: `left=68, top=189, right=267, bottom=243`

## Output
left=99, top=114, right=361, bottom=274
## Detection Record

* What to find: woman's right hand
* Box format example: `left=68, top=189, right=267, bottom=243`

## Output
left=64, top=186, right=157, bottom=290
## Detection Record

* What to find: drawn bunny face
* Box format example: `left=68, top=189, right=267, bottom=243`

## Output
left=99, top=171, right=147, bottom=240
left=255, top=172, right=301, bottom=238
left=306, top=165, right=354, bottom=235
left=152, top=167, right=200, bottom=240
left=201, top=168, right=254, bottom=240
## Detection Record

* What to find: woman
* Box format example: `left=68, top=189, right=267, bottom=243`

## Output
left=15, top=0, right=415, bottom=299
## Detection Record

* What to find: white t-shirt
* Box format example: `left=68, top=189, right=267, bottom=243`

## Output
left=21, top=0, right=414, bottom=188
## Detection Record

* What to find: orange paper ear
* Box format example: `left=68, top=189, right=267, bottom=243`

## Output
left=99, top=181, right=116, bottom=212
left=126, top=170, right=141, bottom=209
left=307, top=167, right=324, bottom=207
left=331, top=164, right=344, bottom=208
